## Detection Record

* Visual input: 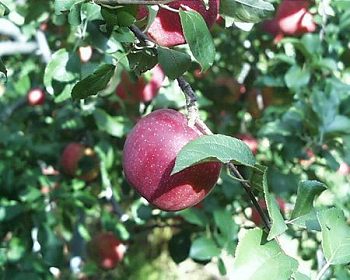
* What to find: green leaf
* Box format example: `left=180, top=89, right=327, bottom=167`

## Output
left=168, top=231, right=191, bottom=263
left=213, top=208, right=236, bottom=241
left=231, top=229, right=298, bottom=280
left=0, top=57, right=7, bottom=84
left=157, top=47, right=191, bottom=80
left=288, top=210, right=321, bottom=231
left=284, top=65, right=311, bottom=89
left=262, top=170, right=287, bottom=240
left=68, top=2, right=82, bottom=26
left=317, top=208, right=350, bottom=265
left=324, top=115, right=350, bottom=135
left=38, top=225, right=64, bottom=266
left=180, top=9, right=215, bottom=71
left=220, top=0, right=274, bottom=23
left=291, top=180, right=327, bottom=219
left=72, top=64, right=115, bottom=99
left=44, top=48, right=79, bottom=94
left=128, top=51, right=157, bottom=75
left=292, top=271, right=311, bottom=280
left=54, top=0, right=81, bottom=15
left=178, top=208, right=208, bottom=227
left=0, top=203, right=25, bottom=222
left=0, top=1, right=9, bottom=16
left=93, top=109, right=131, bottom=137
left=172, top=134, right=255, bottom=175
left=189, top=236, right=221, bottom=261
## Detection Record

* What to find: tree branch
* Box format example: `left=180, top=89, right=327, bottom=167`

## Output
left=129, top=24, right=271, bottom=231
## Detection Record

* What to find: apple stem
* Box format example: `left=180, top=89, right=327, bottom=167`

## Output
left=129, top=24, right=272, bottom=231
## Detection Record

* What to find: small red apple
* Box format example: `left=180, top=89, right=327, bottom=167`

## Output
left=116, top=65, right=164, bottom=103
left=89, top=232, right=125, bottom=270
left=27, top=88, right=46, bottom=106
left=262, top=0, right=316, bottom=42
left=60, top=143, right=99, bottom=182
left=251, top=197, right=285, bottom=226
left=137, top=0, right=220, bottom=47
left=122, top=109, right=221, bottom=211
left=78, top=46, right=93, bottom=63
left=338, top=162, right=350, bottom=176
left=236, top=134, right=258, bottom=155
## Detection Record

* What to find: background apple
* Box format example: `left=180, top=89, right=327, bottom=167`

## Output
left=116, top=64, right=165, bottom=104
left=60, top=143, right=99, bottom=182
left=88, top=232, right=125, bottom=270
left=122, top=109, right=221, bottom=211
left=137, top=0, right=220, bottom=47
left=236, top=134, right=258, bottom=155
left=250, top=197, right=286, bottom=226
left=78, top=46, right=93, bottom=63
left=27, top=88, right=46, bottom=106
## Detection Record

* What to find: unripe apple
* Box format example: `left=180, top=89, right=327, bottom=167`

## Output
left=60, top=143, right=99, bottom=182
left=116, top=65, right=165, bottom=103
left=251, top=197, right=285, bottom=226
left=27, top=88, right=46, bottom=106
left=236, top=134, right=258, bottom=155
left=138, top=0, right=220, bottom=47
left=122, top=109, right=221, bottom=211
left=88, top=232, right=126, bottom=270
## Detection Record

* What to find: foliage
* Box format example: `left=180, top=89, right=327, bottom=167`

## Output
left=0, top=0, right=350, bottom=279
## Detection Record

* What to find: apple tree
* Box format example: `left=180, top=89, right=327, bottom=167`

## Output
left=0, top=0, right=350, bottom=279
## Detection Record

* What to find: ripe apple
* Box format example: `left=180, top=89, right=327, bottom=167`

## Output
left=122, top=109, right=221, bottom=211
left=27, top=88, right=46, bottom=106
left=250, top=197, right=285, bottom=226
left=137, top=0, right=220, bottom=47
left=60, top=143, right=99, bottom=182
left=236, top=134, right=258, bottom=155
left=262, top=0, right=316, bottom=42
left=116, top=65, right=165, bottom=103
left=88, top=232, right=126, bottom=270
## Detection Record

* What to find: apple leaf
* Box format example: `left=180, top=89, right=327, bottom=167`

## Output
left=285, top=65, right=311, bottom=89
left=0, top=1, right=9, bottom=17
left=262, top=170, right=287, bottom=240
left=157, top=47, right=191, bottom=80
left=54, top=0, right=82, bottom=15
left=189, top=236, right=221, bottom=261
left=0, top=57, right=7, bottom=84
left=179, top=9, right=215, bottom=71
left=72, top=64, right=115, bottom=99
left=178, top=208, right=208, bottom=227
left=317, top=208, right=350, bottom=265
left=93, top=109, right=131, bottom=137
left=291, top=180, right=327, bottom=219
left=220, top=0, right=274, bottom=23
left=68, top=2, right=82, bottom=26
left=213, top=208, right=237, bottom=242
left=231, top=229, right=298, bottom=280
left=168, top=231, right=191, bottom=264
left=292, top=271, right=311, bottom=280
left=172, top=134, right=255, bottom=175
left=44, top=48, right=79, bottom=94
left=288, top=210, right=321, bottom=231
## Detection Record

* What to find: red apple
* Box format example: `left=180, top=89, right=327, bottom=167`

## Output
left=89, top=232, right=125, bottom=270
left=262, top=0, right=316, bottom=42
left=338, top=162, right=350, bottom=176
left=138, top=0, right=220, bottom=47
left=60, top=143, right=99, bottom=182
left=236, top=134, right=258, bottom=155
left=27, top=88, right=46, bottom=106
left=78, top=46, right=93, bottom=63
left=251, top=197, right=285, bottom=226
left=116, top=65, right=164, bottom=103
left=122, top=109, right=221, bottom=211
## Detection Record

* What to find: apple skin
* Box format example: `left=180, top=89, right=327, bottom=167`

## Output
left=138, top=0, right=220, bottom=47
left=60, top=143, right=99, bottom=182
left=89, top=232, right=125, bottom=270
left=251, top=198, right=285, bottom=226
left=262, top=0, right=316, bottom=41
left=116, top=65, right=165, bottom=103
left=27, top=88, right=46, bottom=106
left=122, top=109, right=221, bottom=211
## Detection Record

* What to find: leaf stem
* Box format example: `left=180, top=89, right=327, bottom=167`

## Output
left=315, top=261, right=331, bottom=280
left=129, top=24, right=272, bottom=232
